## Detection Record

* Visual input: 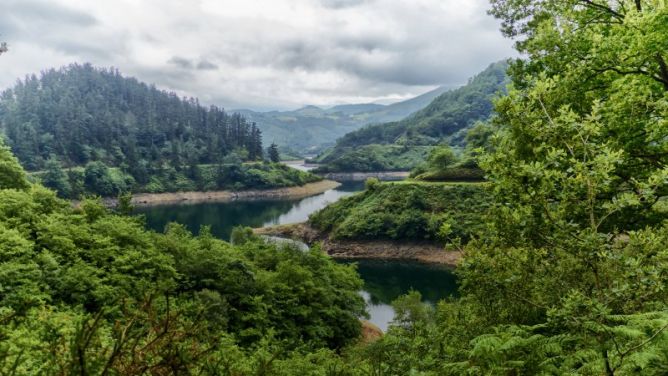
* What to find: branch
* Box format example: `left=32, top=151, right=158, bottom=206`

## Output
left=577, top=0, right=625, bottom=20
left=655, top=54, right=668, bottom=91
left=618, top=320, right=668, bottom=360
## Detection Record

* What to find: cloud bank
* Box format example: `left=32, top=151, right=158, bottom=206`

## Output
left=0, top=0, right=515, bottom=110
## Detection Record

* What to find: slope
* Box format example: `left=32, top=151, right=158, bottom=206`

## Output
left=315, top=61, right=508, bottom=172
left=0, top=63, right=319, bottom=198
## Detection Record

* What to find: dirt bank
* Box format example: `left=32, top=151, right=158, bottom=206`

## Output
left=360, top=320, right=383, bottom=343
left=321, top=171, right=410, bottom=181
left=254, top=223, right=462, bottom=267
left=119, top=180, right=341, bottom=207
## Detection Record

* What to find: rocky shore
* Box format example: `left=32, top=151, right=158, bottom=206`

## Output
left=104, top=180, right=341, bottom=207
left=254, top=223, right=462, bottom=267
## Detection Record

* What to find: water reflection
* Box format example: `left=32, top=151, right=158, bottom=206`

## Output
left=342, top=260, right=459, bottom=331
left=136, top=180, right=457, bottom=331
left=136, top=181, right=364, bottom=240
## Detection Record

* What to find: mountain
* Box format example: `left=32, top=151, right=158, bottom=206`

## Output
left=236, top=85, right=451, bottom=155
left=325, top=103, right=385, bottom=115
left=315, top=61, right=509, bottom=172
left=0, top=63, right=318, bottom=198
left=0, top=63, right=263, bottom=171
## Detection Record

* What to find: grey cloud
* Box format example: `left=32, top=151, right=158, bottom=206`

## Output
left=319, top=0, right=371, bottom=9
left=197, top=60, right=218, bottom=70
left=167, top=56, right=194, bottom=69
left=0, top=0, right=515, bottom=111
left=0, top=0, right=105, bottom=59
left=1, top=0, right=97, bottom=30
left=167, top=57, right=218, bottom=71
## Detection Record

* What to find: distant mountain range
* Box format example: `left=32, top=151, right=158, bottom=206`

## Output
left=235, top=85, right=452, bottom=154
left=314, top=61, right=509, bottom=172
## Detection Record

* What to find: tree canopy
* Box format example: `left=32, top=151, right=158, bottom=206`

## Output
left=0, top=63, right=263, bottom=171
left=0, top=145, right=366, bottom=373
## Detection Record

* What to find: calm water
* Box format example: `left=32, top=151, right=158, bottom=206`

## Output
left=136, top=179, right=457, bottom=330
left=344, top=260, right=458, bottom=331
left=136, top=180, right=364, bottom=240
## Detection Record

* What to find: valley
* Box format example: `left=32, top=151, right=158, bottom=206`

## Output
left=1, top=1, right=667, bottom=374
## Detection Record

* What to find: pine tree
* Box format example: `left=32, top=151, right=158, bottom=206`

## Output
left=41, top=158, right=71, bottom=198
left=268, top=143, right=280, bottom=163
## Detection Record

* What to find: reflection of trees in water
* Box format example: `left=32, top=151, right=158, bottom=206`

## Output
left=347, top=260, right=458, bottom=305
left=137, top=200, right=298, bottom=240
left=136, top=182, right=367, bottom=241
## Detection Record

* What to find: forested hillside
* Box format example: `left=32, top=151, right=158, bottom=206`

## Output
left=0, top=64, right=319, bottom=198
left=315, top=61, right=508, bottom=172
left=0, top=63, right=263, bottom=171
left=237, top=85, right=450, bottom=154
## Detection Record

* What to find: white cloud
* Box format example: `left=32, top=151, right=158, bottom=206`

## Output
left=0, top=0, right=515, bottom=110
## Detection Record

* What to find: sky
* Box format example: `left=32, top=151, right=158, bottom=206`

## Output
left=0, top=0, right=515, bottom=111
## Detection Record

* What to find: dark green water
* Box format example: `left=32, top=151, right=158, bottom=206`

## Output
left=344, top=260, right=458, bottom=330
left=136, top=180, right=457, bottom=330
left=136, top=181, right=365, bottom=240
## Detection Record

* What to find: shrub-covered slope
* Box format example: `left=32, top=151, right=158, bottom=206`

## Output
left=309, top=181, right=490, bottom=242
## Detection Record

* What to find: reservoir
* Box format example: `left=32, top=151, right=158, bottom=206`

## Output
left=136, top=180, right=457, bottom=331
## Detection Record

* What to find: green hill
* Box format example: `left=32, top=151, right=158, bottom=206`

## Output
left=315, top=61, right=508, bottom=172
left=236, top=85, right=451, bottom=154
left=0, top=63, right=319, bottom=198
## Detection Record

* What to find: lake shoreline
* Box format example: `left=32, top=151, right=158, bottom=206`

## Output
left=106, top=180, right=341, bottom=207
left=254, top=223, right=462, bottom=267
left=321, top=171, right=410, bottom=181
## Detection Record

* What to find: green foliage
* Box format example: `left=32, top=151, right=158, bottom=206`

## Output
left=116, top=192, right=134, bottom=215
left=0, top=147, right=367, bottom=374
left=410, top=145, right=486, bottom=182
left=0, top=140, right=29, bottom=190
left=310, top=181, right=490, bottom=242
left=0, top=63, right=263, bottom=177
left=84, top=161, right=125, bottom=197
left=40, top=158, right=71, bottom=198
left=267, top=142, right=280, bottom=163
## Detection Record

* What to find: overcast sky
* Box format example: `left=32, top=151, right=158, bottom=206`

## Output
left=0, top=0, right=514, bottom=111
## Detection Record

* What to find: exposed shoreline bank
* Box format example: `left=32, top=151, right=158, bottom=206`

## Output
left=105, top=180, right=341, bottom=207
left=321, top=171, right=410, bottom=181
left=254, top=223, right=462, bottom=267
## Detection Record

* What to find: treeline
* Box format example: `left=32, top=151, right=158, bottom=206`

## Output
left=36, top=158, right=320, bottom=199
left=0, top=63, right=264, bottom=171
left=0, top=63, right=262, bottom=169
